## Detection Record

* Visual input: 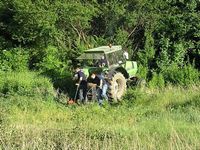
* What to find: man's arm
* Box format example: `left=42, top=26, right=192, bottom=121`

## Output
left=77, top=77, right=83, bottom=85
left=73, top=74, right=78, bottom=81
left=76, top=71, right=83, bottom=86
left=99, top=79, right=103, bottom=89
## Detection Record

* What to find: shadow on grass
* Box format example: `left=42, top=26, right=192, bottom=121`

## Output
left=166, top=95, right=200, bottom=111
left=40, top=69, right=76, bottom=99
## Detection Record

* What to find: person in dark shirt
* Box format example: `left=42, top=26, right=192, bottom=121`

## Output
left=90, top=72, right=108, bottom=106
left=88, top=73, right=100, bottom=100
left=74, top=67, right=87, bottom=103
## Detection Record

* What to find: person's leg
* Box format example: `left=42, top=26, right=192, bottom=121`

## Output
left=75, top=88, right=79, bottom=103
left=79, top=86, right=84, bottom=103
left=97, top=88, right=103, bottom=106
left=83, top=84, right=87, bottom=103
left=91, top=86, right=97, bottom=101
left=102, top=84, right=108, bottom=100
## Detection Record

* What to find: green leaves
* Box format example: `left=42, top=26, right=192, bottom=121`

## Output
left=0, top=0, right=199, bottom=85
left=0, top=0, right=58, bottom=44
left=0, top=48, right=29, bottom=72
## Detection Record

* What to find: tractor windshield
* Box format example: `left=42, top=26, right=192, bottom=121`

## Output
left=77, top=53, right=104, bottom=60
left=77, top=52, right=108, bottom=67
left=106, top=50, right=125, bottom=66
left=77, top=47, right=125, bottom=67
left=80, top=59, right=99, bottom=67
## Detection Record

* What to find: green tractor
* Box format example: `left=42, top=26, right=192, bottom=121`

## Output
left=77, top=45, right=140, bottom=101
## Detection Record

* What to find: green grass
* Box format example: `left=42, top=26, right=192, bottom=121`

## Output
left=0, top=72, right=200, bottom=149
left=0, top=71, right=55, bottom=97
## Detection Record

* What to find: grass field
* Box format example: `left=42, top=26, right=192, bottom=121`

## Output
left=1, top=88, right=200, bottom=149
left=0, top=72, right=200, bottom=149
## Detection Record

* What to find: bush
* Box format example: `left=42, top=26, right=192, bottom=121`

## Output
left=0, top=71, right=55, bottom=98
left=149, top=72, right=165, bottom=88
left=0, top=48, right=29, bottom=72
left=37, top=46, right=66, bottom=77
left=163, top=64, right=199, bottom=85
left=137, top=65, right=148, bottom=79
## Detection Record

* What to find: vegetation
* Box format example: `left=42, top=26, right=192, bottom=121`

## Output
left=0, top=73, right=199, bottom=149
left=0, top=1, right=200, bottom=149
left=0, top=0, right=199, bottom=83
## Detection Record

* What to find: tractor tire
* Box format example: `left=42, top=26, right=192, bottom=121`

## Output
left=108, top=72, right=127, bottom=101
left=136, top=78, right=146, bottom=88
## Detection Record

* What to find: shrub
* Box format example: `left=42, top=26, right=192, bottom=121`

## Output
left=149, top=72, right=165, bottom=88
left=163, top=64, right=199, bottom=85
left=37, top=46, right=66, bottom=77
left=137, top=65, right=148, bottom=79
left=0, top=48, right=29, bottom=72
left=0, top=71, right=55, bottom=98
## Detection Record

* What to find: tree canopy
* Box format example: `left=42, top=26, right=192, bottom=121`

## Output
left=0, top=0, right=199, bottom=85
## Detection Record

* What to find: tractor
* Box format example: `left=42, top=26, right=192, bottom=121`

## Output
left=77, top=45, right=142, bottom=101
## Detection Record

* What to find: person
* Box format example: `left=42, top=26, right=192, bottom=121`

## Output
left=73, top=67, right=87, bottom=104
left=87, top=73, right=99, bottom=101
left=99, top=72, right=108, bottom=101
left=123, top=49, right=129, bottom=60
left=98, top=55, right=107, bottom=67
left=90, top=72, right=108, bottom=106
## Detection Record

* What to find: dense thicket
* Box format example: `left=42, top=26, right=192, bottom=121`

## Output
left=0, top=0, right=199, bottom=87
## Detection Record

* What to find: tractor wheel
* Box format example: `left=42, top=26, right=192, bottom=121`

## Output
left=136, top=78, right=146, bottom=88
left=108, top=72, right=127, bottom=101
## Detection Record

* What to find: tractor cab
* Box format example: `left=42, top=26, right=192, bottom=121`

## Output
left=77, top=45, right=126, bottom=77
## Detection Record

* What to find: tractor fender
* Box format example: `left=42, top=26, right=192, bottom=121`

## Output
left=107, top=66, right=129, bottom=79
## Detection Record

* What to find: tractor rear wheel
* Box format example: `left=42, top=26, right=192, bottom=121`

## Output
left=108, top=72, right=126, bottom=101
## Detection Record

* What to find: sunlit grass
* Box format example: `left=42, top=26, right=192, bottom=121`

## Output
left=0, top=72, right=200, bottom=149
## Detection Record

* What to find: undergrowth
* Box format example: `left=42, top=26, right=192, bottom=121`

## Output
left=0, top=72, right=200, bottom=149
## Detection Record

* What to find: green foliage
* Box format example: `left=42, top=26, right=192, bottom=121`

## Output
left=0, top=48, right=28, bottom=71
left=0, top=71, right=55, bottom=97
left=163, top=64, right=199, bottom=85
left=37, top=46, right=65, bottom=76
left=0, top=0, right=58, bottom=44
left=149, top=72, right=165, bottom=88
left=1, top=1, right=200, bottom=148
left=172, top=42, right=186, bottom=65
left=144, top=31, right=155, bottom=60
left=114, top=29, right=129, bottom=46
left=157, top=38, right=187, bottom=70
left=137, top=64, right=148, bottom=79
left=52, top=71, right=76, bottom=98
left=0, top=0, right=200, bottom=86
left=157, top=37, right=171, bottom=70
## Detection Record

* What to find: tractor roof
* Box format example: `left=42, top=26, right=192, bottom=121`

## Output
left=84, top=45, right=122, bottom=54
left=77, top=45, right=122, bottom=60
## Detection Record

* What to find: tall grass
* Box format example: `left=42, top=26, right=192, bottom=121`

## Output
left=0, top=72, right=200, bottom=149
left=0, top=71, right=55, bottom=97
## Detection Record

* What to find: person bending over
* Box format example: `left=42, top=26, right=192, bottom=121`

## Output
left=73, top=67, right=87, bottom=104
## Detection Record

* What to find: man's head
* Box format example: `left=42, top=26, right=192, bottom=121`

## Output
left=75, top=67, right=80, bottom=73
left=91, top=73, right=96, bottom=79
left=101, top=55, right=105, bottom=60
